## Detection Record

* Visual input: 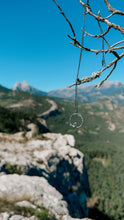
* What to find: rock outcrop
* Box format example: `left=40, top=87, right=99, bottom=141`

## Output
left=0, top=132, right=91, bottom=220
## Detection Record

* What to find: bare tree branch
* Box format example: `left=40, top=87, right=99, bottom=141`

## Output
left=111, top=40, right=124, bottom=48
left=53, top=0, right=124, bottom=88
left=95, top=61, right=117, bottom=88
left=52, top=0, right=76, bottom=38
left=79, top=0, right=124, bottom=34
left=105, top=12, right=124, bottom=19
left=104, top=0, right=124, bottom=15
left=68, top=52, right=124, bottom=88
left=83, top=26, right=111, bottom=39
left=69, top=38, right=124, bottom=54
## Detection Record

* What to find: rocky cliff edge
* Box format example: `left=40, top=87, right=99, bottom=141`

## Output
left=0, top=132, right=92, bottom=220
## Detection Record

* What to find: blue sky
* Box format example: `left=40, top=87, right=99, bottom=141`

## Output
left=0, top=0, right=124, bottom=91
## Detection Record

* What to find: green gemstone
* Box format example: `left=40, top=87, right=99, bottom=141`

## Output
left=73, top=122, right=77, bottom=127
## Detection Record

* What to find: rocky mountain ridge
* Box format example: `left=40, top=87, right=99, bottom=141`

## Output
left=0, top=132, right=91, bottom=220
left=13, top=81, right=47, bottom=96
left=48, top=81, right=124, bottom=104
left=12, top=80, right=124, bottom=104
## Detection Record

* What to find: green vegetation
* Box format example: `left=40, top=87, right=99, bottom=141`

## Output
left=3, top=163, right=23, bottom=175
left=0, top=87, right=51, bottom=115
left=46, top=98, right=124, bottom=220
left=0, top=200, right=55, bottom=220
left=0, top=86, right=124, bottom=220
left=0, top=106, right=36, bottom=133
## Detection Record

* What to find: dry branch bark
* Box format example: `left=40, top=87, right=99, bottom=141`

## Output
left=52, top=0, right=124, bottom=87
left=68, top=52, right=124, bottom=88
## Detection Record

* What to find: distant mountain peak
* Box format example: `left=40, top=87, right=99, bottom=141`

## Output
left=21, top=81, right=29, bottom=86
left=13, top=81, right=29, bottom=91
left=13, top=82, right=21, bottom=91
left=21, top=81, right=30, bottom=91
left=12, top=81, right=47, bottom=96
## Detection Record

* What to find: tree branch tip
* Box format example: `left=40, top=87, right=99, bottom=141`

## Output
left=95, top=84, right=101, bottom=88
left=53, top=0, right=124, bottom=88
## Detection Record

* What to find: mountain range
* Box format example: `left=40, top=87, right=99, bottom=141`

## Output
left=1, top=80, right=124, bottom=220
left=13, top=81, right=47, bottom=96
left=13, top=80, right=124, bottom=104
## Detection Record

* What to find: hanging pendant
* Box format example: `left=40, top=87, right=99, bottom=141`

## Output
left=69, top=7, right=86, bottom=129
left=70, top=112, right=83, bottom=128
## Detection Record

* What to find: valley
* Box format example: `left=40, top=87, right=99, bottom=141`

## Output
left=0, top=82, right=124, bottom=220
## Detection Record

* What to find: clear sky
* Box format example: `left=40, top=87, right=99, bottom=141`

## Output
left=0, top=0, right=124, bottom=91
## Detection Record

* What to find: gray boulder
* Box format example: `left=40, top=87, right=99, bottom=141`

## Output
left=0, top=174, right=67, bottom=219
left=0, top=132, right=90, bottom=219
left=0, top=212, right=35, bottom=220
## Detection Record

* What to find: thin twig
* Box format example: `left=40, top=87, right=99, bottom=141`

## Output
left=53, top=0, right=124, bottom=87
left=79, top=0, right=124, bottom=34
left=104, top=0, right=124, bottom=15
left=95, top=61, right=117, bottom=88
left=83, top=26, right=111, bottom=39
left=52, top=0, right=76, bottom=38
left=69, top=38, right=124, bottom=54
left=68, top=52, right=124, bottom=88
left=111, top=40, right=124, bottom=48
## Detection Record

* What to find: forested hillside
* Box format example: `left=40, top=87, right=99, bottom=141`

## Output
left=46, top=97, right=124, bottom=220
left=0, top=85, right=124, bottom=219
left=0, top=85, right=51, bottom=115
